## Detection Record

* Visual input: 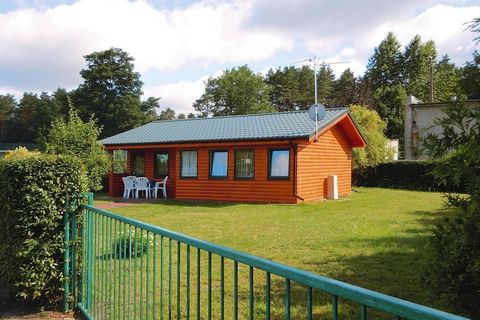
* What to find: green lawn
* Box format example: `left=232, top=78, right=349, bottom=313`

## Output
left=93, top=187, right=458, bottom=318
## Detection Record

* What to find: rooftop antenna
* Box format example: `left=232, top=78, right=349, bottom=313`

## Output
left=292, top=56, right=349, bottom=135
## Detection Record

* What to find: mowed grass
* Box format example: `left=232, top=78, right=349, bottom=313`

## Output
left=93, top=187, right=458, bottom=318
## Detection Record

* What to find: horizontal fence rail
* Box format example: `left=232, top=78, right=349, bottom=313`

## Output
left=73, top=201, right=469, bottom=320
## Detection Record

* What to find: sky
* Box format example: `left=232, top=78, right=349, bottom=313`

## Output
left=0, top=0, right=479, bottom=115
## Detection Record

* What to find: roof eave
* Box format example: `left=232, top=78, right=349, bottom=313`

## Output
left=101, top=135, right=311, bottom=147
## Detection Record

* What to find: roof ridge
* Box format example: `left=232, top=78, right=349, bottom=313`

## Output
left=153, top=110, right=306, bottom=123
left=152, top=107, right=349, bottom=123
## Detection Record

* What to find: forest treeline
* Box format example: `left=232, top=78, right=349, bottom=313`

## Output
left=0, top=32, right=479, bottom=143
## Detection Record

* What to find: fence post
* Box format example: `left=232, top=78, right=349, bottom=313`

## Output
left=63, top=199, right=70, bottom=313
left=86, top=194, right=94, bottom=310
left=71, top=202, right=77, bottom=307
left=77, top=193, right=93, bottom=310
left=85, top=192, right=94, bottom=206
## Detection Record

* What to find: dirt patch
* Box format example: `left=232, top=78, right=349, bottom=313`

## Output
left=95, top=202, right=136, bottom=210
left=0, top=306, right=80, bottom=320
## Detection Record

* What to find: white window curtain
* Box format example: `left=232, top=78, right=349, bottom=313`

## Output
left=181, top=151, right=197, bottom=177
left=235, top=150, right=254, bottom=178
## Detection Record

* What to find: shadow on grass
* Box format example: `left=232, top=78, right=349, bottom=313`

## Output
left=264, top=209, right=463, bottom=319
left=95, top=196, right=236, bottom=209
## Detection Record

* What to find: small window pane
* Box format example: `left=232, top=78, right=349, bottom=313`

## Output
left=210, top=151, right=228, bottom=177
left=131, top=153, right=145, bottom=176
left=113, top=150, right=127, bottom=174
left=155, top=152, right=169, bottom=177
left=270, top=150, right=289, bottom=178
left=235, top=150, right=254, bottom=178
left=181, top=151, right=197, bottom=177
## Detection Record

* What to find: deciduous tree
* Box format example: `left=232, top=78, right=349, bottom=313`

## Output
left=350, top=105, right=392, bottom=168
left=43, top=107, right=109, bottom=191
left=194, top=65, right=273, bottom=116
left=74, top=48, right=158, bottom=137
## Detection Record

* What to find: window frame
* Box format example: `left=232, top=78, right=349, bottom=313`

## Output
left=209, top=150, right=229, bottom=179
left=268, top=149, right=290, bottom=180
left=234, top=149, right=255, bottom=180
left=153, top=151, right=169, bottom=177
left=180, top=150, right=198, bottom=179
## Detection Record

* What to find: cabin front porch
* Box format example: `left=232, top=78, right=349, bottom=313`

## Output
left=108, top=147, right=176, bottom=198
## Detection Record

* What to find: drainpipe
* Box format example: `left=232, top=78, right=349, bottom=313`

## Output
left=291, top=142, right=304, bottom=201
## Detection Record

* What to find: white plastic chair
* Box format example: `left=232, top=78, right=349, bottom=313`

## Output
left=150, top=176, right=168, bottom=199
left=122, top=176, right=137, bottom=199
left=135, top=177, right=150, bottom=199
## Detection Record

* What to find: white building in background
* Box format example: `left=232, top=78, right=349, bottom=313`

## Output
left=404, top=95, right=480, bottom=160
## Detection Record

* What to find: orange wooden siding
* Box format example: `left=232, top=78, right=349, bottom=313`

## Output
left=174, top=144, right=296, bottom=203
left=296, top=125, right=352, bottom=201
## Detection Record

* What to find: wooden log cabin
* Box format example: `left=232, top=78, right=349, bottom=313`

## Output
left=101, top=106, right=366, bottom=203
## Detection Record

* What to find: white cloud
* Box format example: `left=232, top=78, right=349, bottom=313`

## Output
left=309, top=4, right=480, bottom=78
left=353, top=4, right=480, bottom=72
left=0, top=0, right=293, bottom=90
left=0, top=86, right=24, bottom=99
left=143, top=76, right=208, bottom=115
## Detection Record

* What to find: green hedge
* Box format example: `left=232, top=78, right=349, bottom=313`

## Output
left=0, top=154, right=87, bottom=305
left=353, top=161, right=464, bottom=193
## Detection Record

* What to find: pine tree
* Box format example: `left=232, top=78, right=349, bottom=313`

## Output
left=366, top=32, right=403, bottom=88
left=402, top=35, right=437, bottom=101
left=332, top=69, right=356, bottom=106
left=434, top=55, right=462, bottom=102
left=316, top=65, right=335, bottom=105
left=366, top=32, right=404, bottom=138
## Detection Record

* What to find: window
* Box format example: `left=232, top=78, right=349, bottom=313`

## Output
left=210, top=151, right=228, bottom=178
left=131, top=152, right=145, bottom=176
left=181, top=151, right=197, bottom=178
left=112, top=149, right=127, bottom=174
left=269, top=150, right=290, bottom=179
left=235, top=149, right=254, bottom=179
left=154, top=152, right=169, bottom=177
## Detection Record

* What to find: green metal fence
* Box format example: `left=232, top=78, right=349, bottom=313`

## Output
left=67, top=195, right=469, bottom=320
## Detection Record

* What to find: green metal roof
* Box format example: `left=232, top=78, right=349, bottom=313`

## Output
left=101, top=107, right=349, bottom=145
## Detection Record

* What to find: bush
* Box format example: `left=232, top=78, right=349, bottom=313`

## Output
left=112, top=232, right=155, bottom=258
left=0, top=154, right=87, bottom=305
left=4, top=146, right=41, bottom=159
left=350, top=105, right=393, bottom=168
left=424, top=203, right=480, bottom=318
left=353, top=160, right=464, bottom=193
left=43, top=108, right=110, bottom=192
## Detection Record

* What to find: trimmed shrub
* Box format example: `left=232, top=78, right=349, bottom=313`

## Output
left=353, top=160, right=464, bottom=193
left=112, top=232, right=155, bottom=259
left=0, top=154, right=87, bottom=305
